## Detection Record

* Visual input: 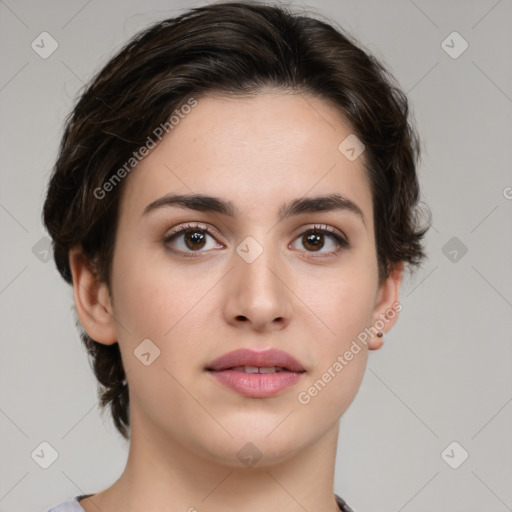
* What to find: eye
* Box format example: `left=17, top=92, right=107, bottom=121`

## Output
left=163, top=222, right=349, bottom=258
left=290, top=225, right=348, bottom=255
left=163, top=223, right=223, bottom=256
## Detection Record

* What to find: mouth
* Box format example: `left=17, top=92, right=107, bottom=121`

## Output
left=206, top=348, right=306, bottom=398
left=228, top=366, right=294, bottom=373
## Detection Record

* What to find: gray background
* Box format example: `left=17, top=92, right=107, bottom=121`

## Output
left=1, top=0, right=511, bottom=511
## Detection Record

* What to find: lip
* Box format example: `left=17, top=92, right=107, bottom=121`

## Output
left=206, top=348, right=306, bottom=398
left=207, top=348, right=305, bottom=372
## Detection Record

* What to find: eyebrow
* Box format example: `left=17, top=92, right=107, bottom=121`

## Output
left=142, top=192, right=366, bottom=226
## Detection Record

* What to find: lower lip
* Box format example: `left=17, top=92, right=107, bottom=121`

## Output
left=208, top=369, right=304, bottom=398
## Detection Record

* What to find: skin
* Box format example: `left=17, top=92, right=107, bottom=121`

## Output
left=70, top=90, right=403, bottom=512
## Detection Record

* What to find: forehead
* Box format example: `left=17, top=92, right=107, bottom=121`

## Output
left=118, top=91, right=373, bottom=225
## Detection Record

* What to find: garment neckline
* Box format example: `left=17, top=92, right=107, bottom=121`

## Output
left=74, top=493, right=353, bottom=511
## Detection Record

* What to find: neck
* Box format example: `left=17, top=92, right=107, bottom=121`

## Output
left=83, top=408, right=342, bottom=512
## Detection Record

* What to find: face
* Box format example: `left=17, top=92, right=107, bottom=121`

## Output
left=87, top=91, right=401, bottom=466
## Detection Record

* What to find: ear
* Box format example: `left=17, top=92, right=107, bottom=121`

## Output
left=368, top=261, right=404, bottom=351
left=69, top=247, right=117, bottom=345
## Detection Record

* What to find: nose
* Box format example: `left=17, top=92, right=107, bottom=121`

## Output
left=222, top=241, right=293, bottom=333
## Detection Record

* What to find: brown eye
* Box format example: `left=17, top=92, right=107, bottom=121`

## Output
left=302, top=231, right=324, bottom=251
left=182, top=229, right=207, bottom=250
left=291, top=226, right=348, bottom=255
left=163, top=223, right=223, bottom=256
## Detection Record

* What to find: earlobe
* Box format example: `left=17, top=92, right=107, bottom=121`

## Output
left=69, top=247, right=117, bottom=345
left=368, top=261, right=404, bottom=350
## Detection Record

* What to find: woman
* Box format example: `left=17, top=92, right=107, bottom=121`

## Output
left=43, top=2, right=430, bottom=511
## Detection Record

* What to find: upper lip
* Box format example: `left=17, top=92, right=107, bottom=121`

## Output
left=206, top=348, right=306, bottom=372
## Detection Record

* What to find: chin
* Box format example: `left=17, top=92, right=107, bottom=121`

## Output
left=194, top=422, right=315, bottom=469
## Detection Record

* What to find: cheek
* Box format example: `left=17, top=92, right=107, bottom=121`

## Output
left=298, top=264, right=377, bottom=344
left=335, top=277, right=376, bottom=334
left=110, top=239, right=199, bottom=337
left=293, top=262, right=376, bottom=411
left=295, top=277, right=373, bottom=415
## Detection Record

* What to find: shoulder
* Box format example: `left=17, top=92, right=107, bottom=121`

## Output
left=44, top=495, right=86, bottom=512
left=335, top=493, right=355, bottom=512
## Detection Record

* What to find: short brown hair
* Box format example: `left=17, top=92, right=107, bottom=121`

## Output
left=43, top=1, right=430, bottom=439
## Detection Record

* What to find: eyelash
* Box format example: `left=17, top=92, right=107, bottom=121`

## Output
left=162, top=222, right=349, bottom=258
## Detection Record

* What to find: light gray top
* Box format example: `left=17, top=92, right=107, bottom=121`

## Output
left=46, top=493, right=353, bottom=511
left=45, top=495, right=90, bottom=512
